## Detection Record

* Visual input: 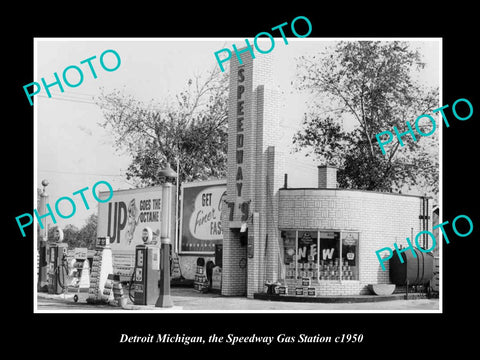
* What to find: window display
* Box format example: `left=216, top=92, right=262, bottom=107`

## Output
left=297, top=231, right=318, bottom=279
left=280, top=230, right=360, bottom=283
left=341, top=232, right=359, bottom=280
left=281, top=230, right=296, bottom=280
left=319, top=232, right=340, bottom=280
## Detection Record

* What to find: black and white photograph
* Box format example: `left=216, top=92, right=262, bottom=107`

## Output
left=8, top=7, right=478, bottom=355
left=32, top=37, right=442, bottom=313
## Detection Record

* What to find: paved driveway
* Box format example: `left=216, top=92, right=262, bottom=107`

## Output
left=36, top=287, right=440, bottom=312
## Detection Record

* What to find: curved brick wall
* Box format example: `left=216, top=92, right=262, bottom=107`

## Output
left=278, top=189, right=432, bottom=295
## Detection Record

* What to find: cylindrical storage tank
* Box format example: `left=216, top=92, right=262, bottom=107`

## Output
left=389, top=248, right=434, bottom=286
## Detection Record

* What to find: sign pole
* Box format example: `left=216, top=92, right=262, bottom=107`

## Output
left=156, top=164, right=177, bottom=308
left=174, top=157, right=179, bottom=254
left=37, top=179, right=49, bottom=292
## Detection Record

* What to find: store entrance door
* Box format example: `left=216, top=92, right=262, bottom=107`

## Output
left=239, top=228, right=248, bottom=296
left=225, top=228, right=248, bottom=296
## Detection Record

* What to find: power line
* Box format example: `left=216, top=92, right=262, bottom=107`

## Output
left=41, top=89, right=97, bottom=98
left=37, top=95, right=96, bottom=105
left=38, top=95, right=96, bottom=105
left=59, top=91, right=97, bottom=97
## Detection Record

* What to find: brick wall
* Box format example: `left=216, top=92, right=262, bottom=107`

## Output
left=222, top=46, right=285, bottom=298
left=284, top=279, right=366, bottom=296
left=278, top=189, right=433, bottom=295
left=318, top=166, right=338, bottom=189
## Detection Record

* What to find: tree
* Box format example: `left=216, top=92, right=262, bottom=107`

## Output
left=46, top=215, right=97, bottom=249
left=76, top=214, right=98, bottom=249
left=96, top=66, right=229, bottom=186
left=293, top=41, right=439, bottom=197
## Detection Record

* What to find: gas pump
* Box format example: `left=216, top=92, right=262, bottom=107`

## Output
left=47, top=227, right=69, bottom=294
left=130, top=227, right=161, bottom=305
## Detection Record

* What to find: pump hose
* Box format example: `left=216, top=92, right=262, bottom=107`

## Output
left=55, top=266, right=64, bottom=289
left=128, top=271, right=136, bottom=302
left=56, top=262, right=70, bottom=290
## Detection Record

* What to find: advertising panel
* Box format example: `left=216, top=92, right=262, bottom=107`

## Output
left=97, top=187, right=163, bottom=253
left=341, top=231, right=358, bottom=266
left=297, top=231, right=318, bottom=264
left=180, top=180, right=226, bottom=254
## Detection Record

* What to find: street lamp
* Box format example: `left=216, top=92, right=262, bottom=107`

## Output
left=38, top=179, right=49, bottom=292
left=155, top=163, right=177, bottom=308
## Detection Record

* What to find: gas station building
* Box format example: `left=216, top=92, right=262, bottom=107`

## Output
left=219, top=50, right=434, bottom=298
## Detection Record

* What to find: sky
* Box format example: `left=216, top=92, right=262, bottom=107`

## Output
left=35, top=38, right=440, bottom=229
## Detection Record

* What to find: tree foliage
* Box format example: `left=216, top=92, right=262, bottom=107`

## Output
left=96, top=66, right=229, bottom=186
left=293, top=41, right=439, bottom=197
left=47, top=214, right=98, bottom=249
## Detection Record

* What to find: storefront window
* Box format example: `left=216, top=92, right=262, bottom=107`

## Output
left=280, top=230, right=360, bottom=283
left=281, top=230, right=296, bottom=280
left=319, top=232, right=341, bottom=280
left=297, top=231, right=318, bottom=280
left=341, top=232, right=359, bottom=280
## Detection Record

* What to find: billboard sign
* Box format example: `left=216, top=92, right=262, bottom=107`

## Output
left=180, top=180, right=226, bottom=254
left=97, top=187, right=163, bottom=252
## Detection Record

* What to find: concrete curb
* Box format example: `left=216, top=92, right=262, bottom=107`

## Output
left=253, top=293, right=428, bottom=303
left=121, top=304, right=183, bottom=311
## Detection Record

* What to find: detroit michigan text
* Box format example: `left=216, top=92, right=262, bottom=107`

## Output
left=120, top=333, right=363, bottom=345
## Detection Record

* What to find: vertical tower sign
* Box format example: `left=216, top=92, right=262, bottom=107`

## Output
left=222, top=46, right=282, bottom=297
left=236, top=67, right=245, bottom=202
left=226, top=63, right=251, bottom=224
